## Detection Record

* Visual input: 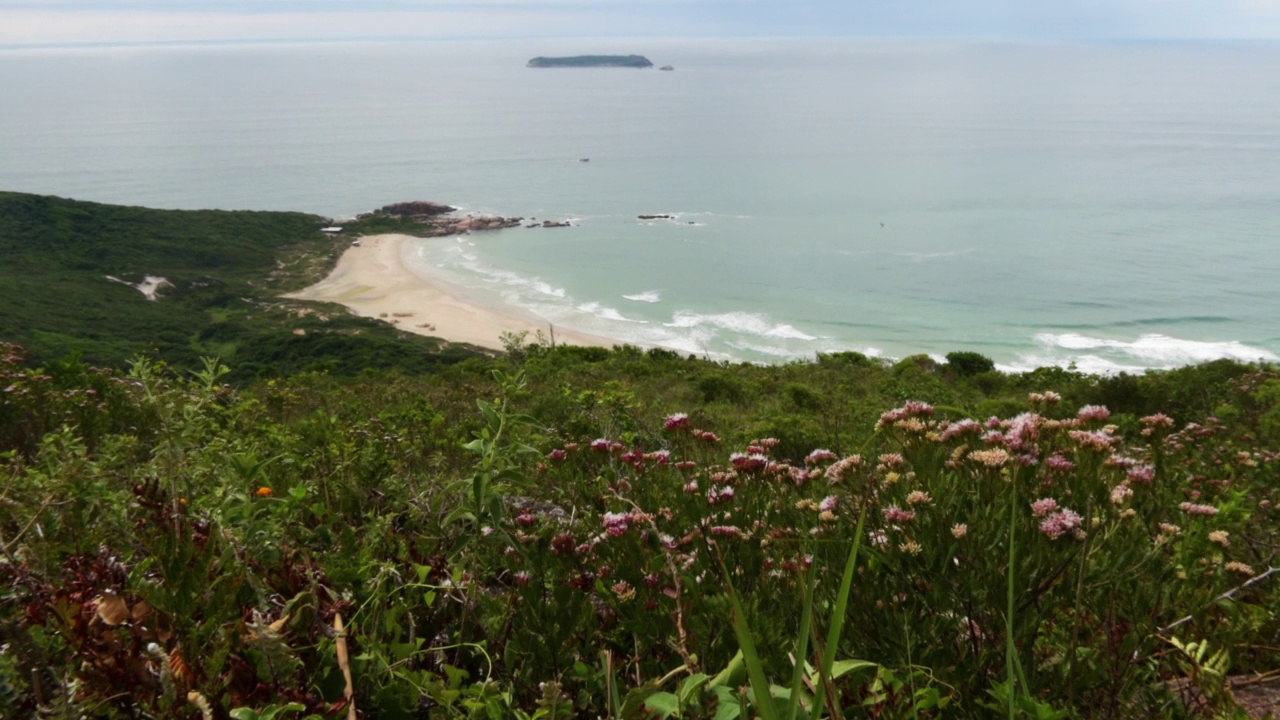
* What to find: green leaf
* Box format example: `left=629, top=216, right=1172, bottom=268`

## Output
left=644, top=692, right=681, bottom=718
left=829, top=659, right=878, bottom=680
left=678, top=672, right=710, bottom=706
left=716, top=552, right=781, bottom=720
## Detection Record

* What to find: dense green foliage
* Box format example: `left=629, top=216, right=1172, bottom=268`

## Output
left=0, top=192, right=482, bottom=379
left=526, top=55, right=654, bottom=68
left=3, top=336, right=1278, bottom=718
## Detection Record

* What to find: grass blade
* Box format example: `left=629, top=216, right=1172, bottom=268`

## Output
left=715, top=547, right=781, bottom=720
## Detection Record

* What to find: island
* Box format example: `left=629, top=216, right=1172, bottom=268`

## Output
left=526, top=55, right=654, bottom=68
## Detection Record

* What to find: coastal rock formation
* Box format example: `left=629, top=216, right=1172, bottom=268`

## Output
left=374, top=200, right=457, bottom=219
left=535, top=220, right=572, bottom=228
left=357, top=201, right=523, bottom=237
left=638, top=214, right=674, bottom=220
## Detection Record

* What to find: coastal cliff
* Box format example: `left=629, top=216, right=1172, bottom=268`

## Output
left=527, top=55, right=654, bottom=68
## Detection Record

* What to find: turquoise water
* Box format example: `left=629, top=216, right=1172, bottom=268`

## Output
left=2, top=38, right=1279, bottom=370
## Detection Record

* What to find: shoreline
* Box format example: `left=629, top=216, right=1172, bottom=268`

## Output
left=284, top=234, right=620, bottom=352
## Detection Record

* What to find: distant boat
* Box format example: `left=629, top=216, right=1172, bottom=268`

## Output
left=659, top=65, right=675, bottom=72
left=580, top=158, right=590, bottom=162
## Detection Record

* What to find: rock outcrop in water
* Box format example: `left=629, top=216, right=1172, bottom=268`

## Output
left=357, top=201, right=523, bottom=236
left=527, top=55, right=654, bottom=69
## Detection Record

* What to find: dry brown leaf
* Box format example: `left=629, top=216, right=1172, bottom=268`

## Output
left=95, top=592, right=130, bottom=626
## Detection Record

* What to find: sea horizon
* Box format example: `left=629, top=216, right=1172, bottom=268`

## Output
left=3, top=36, right=1278, bottom=372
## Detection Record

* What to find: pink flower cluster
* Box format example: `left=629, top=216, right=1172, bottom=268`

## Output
left=663, top=413, right=690, bottom=431
left=1039, top=508, right=1082, bottom=539
left=1030, top=497, right=1059, bottom=517
left=882, top=505, right=916, bottom=524
left=1077, top=405, right=1111, bottom=423
left=876, top=401, right=935, bottom=429
left=939, top=419, right=982, bottom=441
left=805, top=449, right=838, bottom=465
left=602, top=511, right=631, bottom=536
left=706, top=485, right=735, bottom=505
left=1178, top=502, right=1218, bottom=516
left=730, top=453, right=768, bottom=473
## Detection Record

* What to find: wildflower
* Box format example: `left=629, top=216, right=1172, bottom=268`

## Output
left=551, top=533, right=575, bottom=555
left=590, top=438, right=611, bottom=452
left=939, top=418, right=982, bottom=441
left=1045, top=454, right=1075, bottom=473
left=818, top=510, right=837, bottom=523
left=548, top=448, right=567, bottom=462
left=1109, top=484, right=1133, bottom=505
left=951, top=523, right=968, bottom=539
left=805, top=448, right=838, bottom=465
left=1139, top=413, right=1174, bottom=436
left=612, top=581, right=636, bottom=602
left=1179, top=502, right=1218, bottom=516
left=899, top=540, right=923, bottom=555
left=819, top=495, right=839, bottom=512
left=1004, top=413, right=1040, bottom=451
left=969, top=448, right=1010, bottom=468
left=1159, top=522, right=1181, bottom=536
left=255, top=486, right=272, bottom=498
left=1127, top=466, right=1155, bottom=484
left=1069, top=430, right=1114, bottom=452
left=745, top=444, right=768, bottom=456
left=824, top=455, right=863, bottom=483
left=707, top=485, right=735, bottom=505
left=663, top=413, right=690, bottom=431
left=1208, top=530, right=1229, bottom=547
left=1039, top=508, right=1083, bottom=539
left=696, top=430, right=720, bottom=444
left=877, top=453, right=906, bottom=471
left=906, top=490, right=932, bottom=505
left=1077, top=405, right=1111, bottom=422
left=1105, top=455, right=1137, bottom=469
left=515, top=512, right=537, bottom=526
left=882, top=505, right=916, bottom=524
left=869, top=530, right=889, bottom=549
left=682, top=480, right=699, bottom=494
left=513, top=571, right=531, bottom=586
left=481, top=526, right=494, bottom=536
left=795, top=498, right=819, bottom=511
left=646, top=449, right=671, bottom=466
left=675, top=460, right=698, bottom=471
left=1225, top=561, right=1254, bottom=576
left=1030, top=498, right=1059, bottom=517
left=602, top=512, right=631, bottom=537
left=730, top=453, right=768, bottom=473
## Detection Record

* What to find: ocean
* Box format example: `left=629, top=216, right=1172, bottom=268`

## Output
left=2, top=37, right=1279, bottom=371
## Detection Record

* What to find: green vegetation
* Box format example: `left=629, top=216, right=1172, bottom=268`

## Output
left=526, top=55, right=655, bottom=68
left=2, top=192, right=1278, bottom=718
left=2, top=333, right=1278, bottom=718
left=0, top=192, right=483, bottom=379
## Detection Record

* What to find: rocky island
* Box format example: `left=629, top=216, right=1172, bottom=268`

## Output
left=526, top=55, right=654, bottom=68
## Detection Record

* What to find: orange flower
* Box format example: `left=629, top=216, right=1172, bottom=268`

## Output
left=255, top=486, right=273, bottom=498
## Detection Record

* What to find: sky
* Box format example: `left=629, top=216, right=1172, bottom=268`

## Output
left=2, top=0, right=1280, bottom=46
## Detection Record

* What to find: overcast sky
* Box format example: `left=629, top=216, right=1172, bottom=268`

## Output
left=3, top=1, right=1280, bottom=45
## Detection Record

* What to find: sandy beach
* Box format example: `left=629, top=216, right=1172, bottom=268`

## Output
left=285, top=234, right=617, bottom=351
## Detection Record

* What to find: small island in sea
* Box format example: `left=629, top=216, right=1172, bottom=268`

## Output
left=526, top=54, right=654, bottom=68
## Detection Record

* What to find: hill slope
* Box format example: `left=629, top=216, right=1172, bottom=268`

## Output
left=0, top=191, right=480, bottom=376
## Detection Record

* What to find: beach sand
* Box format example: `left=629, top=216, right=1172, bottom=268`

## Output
left=284, top=234, right=616, bottom=351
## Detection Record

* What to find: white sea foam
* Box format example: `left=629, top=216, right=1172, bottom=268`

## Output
left=666, top=311, right=818, bottom=341
left=997, top=333, right=1279, bottom=374
left=899, top=248, right=974, bottom=262
left=1035, top=333, right=1278, bottom=365
left=576, top=302, right=647, bottom=323
left=623, top=290, right=662, bottom=303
